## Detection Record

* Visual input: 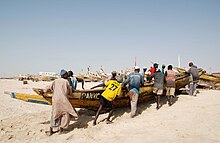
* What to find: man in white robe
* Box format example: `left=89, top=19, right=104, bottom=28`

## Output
left=41, top=69, right=79, bottom=135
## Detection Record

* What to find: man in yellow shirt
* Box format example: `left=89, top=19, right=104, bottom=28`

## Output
left=91, top=71, right=122, bottom=126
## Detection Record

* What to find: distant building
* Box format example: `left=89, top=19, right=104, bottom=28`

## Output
left=18, top=74, right=31, bottom=81
left=39, top=72, right=58, bottom=77
left=18, top=74, right=28, bottom=78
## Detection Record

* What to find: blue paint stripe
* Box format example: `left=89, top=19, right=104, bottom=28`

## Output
left=27, top=99, right=49, bottom=105
left=11, top=92, right=16, bottom=98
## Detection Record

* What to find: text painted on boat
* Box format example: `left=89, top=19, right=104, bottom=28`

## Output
left=80, top=92, right=101, bottom=100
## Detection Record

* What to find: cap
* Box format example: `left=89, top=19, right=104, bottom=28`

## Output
left=134, top=66, right=140, bottom=70
left=60, top=69, right=67, bottom=76
left=143, top=67, right=147, bottom=69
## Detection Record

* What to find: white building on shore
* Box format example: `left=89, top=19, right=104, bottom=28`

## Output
left=39, top=72, right=58, bottom=77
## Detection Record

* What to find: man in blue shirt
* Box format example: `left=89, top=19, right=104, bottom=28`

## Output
left=68, top=71, right=84, bottom=91
left=123, top=66, right=144, bottom=117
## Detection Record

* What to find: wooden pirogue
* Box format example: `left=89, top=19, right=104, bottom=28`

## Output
left=4, top=91, right=50, bottom=105
left=4, top=70, right=199, bottom=110
left=199, top=74, right=220, bottom=83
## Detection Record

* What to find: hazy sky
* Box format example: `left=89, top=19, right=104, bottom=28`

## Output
left=0, top=0, right=220, bottom=77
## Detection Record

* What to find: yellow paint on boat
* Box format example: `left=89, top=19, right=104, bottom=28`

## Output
left=11, top=92, right=51, bottom=105
left=200, top=74, right=220, bottom=83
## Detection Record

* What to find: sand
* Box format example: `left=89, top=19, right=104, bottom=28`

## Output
left=0, top=79, right=220, bottom=143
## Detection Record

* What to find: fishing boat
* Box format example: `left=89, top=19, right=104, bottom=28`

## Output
left=4, top=69, right=200, bottom=110
left=198, top=73, right=220, bottom=89
left=199, top=73, right=220, bottom=83
left=4, top=91, right=50, bottom=105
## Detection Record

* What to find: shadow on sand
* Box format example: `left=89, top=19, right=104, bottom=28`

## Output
left=39, top=109, right=96, bottom=134
left=40, top=94, right=180, bottom=135
left=71, top=96, right=156, bottom=128
left=158, top=95, right=179, bottom=109
left=112, top=96, right=154, bottom=120
left=66, top=109, right=95, bottom=131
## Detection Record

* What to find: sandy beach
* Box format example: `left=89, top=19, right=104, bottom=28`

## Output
left=0, top=79, right=220, bottom=143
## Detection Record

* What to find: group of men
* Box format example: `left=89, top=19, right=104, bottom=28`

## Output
left=147, top=63, right=176, bottom=109
left=146, top=62, right=199, bottom=109
left=91, top=62, right=199, bottom=125
left=40, top=61, right=199, bottom=135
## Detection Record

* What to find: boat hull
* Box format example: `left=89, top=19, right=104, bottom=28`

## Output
left=200, top=74, right=220, bottom=83
left=5, top=71, right=198, bottom=110
left=4, top=91, right=50, bottom=105
left=33, top=73, right=190, bottom=110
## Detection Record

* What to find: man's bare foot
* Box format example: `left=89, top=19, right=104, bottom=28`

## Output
left=130, top=113, right=136, bottom=118
left=45, top=131, right=53, bottom=136
left=106, top=120, right=113, bottom=124
left=45, top=128, right=54, bottom=136
left=168, top=102, right=172, bottom=106
left=58, top=128, right=64, bottom=135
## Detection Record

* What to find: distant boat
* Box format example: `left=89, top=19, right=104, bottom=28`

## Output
left=198, top=72, right=220, bottom=90
left=200, top=73, right=220, bottom=83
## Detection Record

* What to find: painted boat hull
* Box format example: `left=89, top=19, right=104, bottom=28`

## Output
left=4, top=91, right=50, bottom=105
left=200, top=74, right=220, bottom=83
left=5, top=71, right=201, bottom=110
left=32, top=83, right=155, bottom=110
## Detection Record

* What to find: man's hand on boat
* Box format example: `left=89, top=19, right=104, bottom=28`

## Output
left=38, top=89, right=44, bottom=95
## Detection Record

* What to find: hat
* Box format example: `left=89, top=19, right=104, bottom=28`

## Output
left=60, top=69, right=67, bottom=76
left=143, top=67, right=147, bottom=69
left=134, top=66, right=140, bottom=70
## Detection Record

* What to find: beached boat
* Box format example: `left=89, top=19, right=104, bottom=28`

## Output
left=77, top=74, right=102, bottom=82
left=4, top=91, right=50, bottom=105
left=174, top=67, right=220, bottom=89
left=199, top=73, right=220, bottom=83
left=198, top=73, right=220, bottom=89
left=4, top=70, right=198, bottom=110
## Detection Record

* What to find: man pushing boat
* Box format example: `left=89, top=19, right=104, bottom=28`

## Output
left=91, top=71, right=122, bottom=125
left=39, top=69, right=79, bottom=135
left=123, top=66, right=144, bottom=117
